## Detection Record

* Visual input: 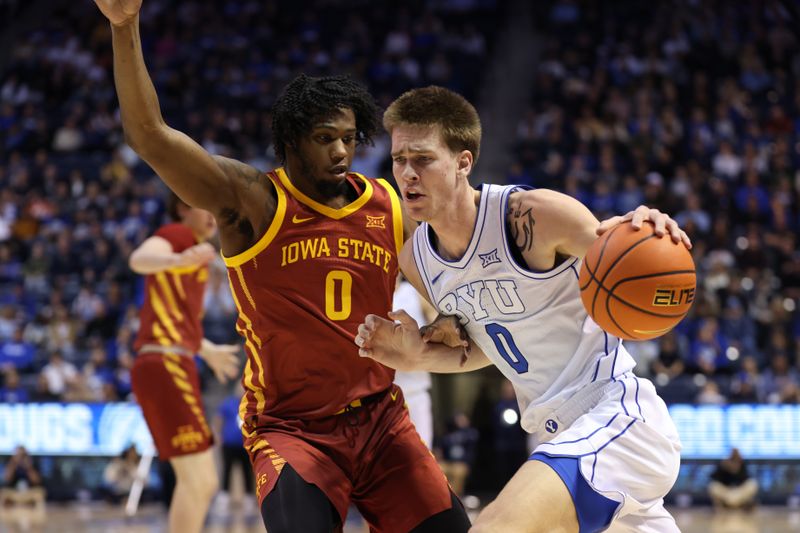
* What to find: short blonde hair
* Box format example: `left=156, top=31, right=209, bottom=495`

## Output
left=383, top=86, right=481, bottom=163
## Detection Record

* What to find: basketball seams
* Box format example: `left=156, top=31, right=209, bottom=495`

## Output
left=590, top=228, right=657, bottom=320
left=579, top=223, right=621, bottom=291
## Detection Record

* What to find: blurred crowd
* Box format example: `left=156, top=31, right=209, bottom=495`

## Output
left=0, top=0, right=500, bottom=402
left=512, top=0, right=800, bottom=404
left=0, top=0, right=798, bottom=411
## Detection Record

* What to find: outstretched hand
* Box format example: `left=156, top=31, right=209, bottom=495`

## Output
left=596, top=205, right=692, bottom=249
left=355, top=310, right=426, bottom=371
left=94, top=0, right=142, bottom=27
left=199, top=341, right=240, bottom=383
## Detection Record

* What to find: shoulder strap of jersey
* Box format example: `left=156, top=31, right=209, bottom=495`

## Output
left=222, top=171, right=287, bottom=267
left=373, top=178, right=404, bottom=256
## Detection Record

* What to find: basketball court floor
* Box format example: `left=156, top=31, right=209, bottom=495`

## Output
left=1, top=504, right=798, bottom=532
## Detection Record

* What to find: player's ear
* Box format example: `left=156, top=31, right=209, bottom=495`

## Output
left=456, top=150, right=473, bottom=179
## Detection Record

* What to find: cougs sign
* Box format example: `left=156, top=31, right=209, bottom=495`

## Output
left=0, top=403, right=154, bottom=456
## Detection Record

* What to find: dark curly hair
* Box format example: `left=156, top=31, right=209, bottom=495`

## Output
left=272, top=74, right=381, bottom=163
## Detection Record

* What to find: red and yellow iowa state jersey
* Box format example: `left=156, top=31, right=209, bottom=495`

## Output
left=224, top=168, right=403, bottom=421
left=133, top=223, right=208, bottom=353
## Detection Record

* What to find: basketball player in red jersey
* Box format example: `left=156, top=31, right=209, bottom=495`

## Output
left=95, top=1, right=470, bottom=531
left=129, top=194, right=240, bottom=533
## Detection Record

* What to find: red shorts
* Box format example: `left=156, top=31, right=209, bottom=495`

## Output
left=245, top=385, right=452, bottom=533
left=131, top=350, right=213, bottom=460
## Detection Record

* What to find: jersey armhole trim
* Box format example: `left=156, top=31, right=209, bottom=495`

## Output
left=412, top=228, right=437, bottom=305
left=222, top=174, right=287, bottom=267
left=376, top=178, right=404, bottom=256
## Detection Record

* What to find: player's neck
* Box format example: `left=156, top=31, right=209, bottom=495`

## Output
left=429, top=188, right=480, bottom=261
left=283, top=162, right=357, bottom=208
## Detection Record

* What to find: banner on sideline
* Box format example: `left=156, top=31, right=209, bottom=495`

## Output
left=669, top=404, right=800, bottom=459
left=0, top=403, right=155, bottom=456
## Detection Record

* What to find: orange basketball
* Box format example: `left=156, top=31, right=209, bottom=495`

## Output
left=578, top=221, right=696, bottom=341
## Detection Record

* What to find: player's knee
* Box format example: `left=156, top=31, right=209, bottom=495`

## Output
left=176, top=465, right=219, bottom=501
left=470, top=501, right=504, bottom=532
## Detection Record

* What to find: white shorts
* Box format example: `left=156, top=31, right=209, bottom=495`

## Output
left=531, top=373, right=682, bottom=532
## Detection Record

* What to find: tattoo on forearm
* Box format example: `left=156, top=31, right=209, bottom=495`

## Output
left=510, top=206, right=536, bottom=251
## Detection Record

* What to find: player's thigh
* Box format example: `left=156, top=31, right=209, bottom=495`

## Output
left=261, top=462, right=340, bottom=533
left=472, top=459, right=578, bottom=533
left=354, top=410, right=455, bottom=532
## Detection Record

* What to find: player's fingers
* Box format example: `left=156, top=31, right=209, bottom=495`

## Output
left=357, top=323, right=373, bottom=341
left=681, top=230, right=693, bottom=250
left=420, top=325, right=435, bottom=342
left=364, top=314, right=383, bottom=330
left=664, top=219, right=681, bottom=242
left=388, top=309, right=417, bottom=328
left=358, top=347, right=374, bottom=358
left=652, top=211, right=668, bottom=236
left=213, top=368, right=228, bottom=384
left=630, top=206, right=650, bottom=229
left=596, top=216, right=623, bottom=235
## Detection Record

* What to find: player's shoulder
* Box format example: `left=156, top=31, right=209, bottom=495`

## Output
left=507, top=188, right=586, bottom=220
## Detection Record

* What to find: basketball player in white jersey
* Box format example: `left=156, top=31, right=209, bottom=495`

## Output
left=355, top=86, right=692, bottom=533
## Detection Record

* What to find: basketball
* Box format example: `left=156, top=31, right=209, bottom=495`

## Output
left=579, top=221, right=696, bottom=341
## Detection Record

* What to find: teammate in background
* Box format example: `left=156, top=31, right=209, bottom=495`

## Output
left=95, top=1, right=470, bottom=531
left=356, top=86, right=691, bottom=533
left=129, top=193, right=240, bottom=533
left=394, top=276, right=434, bottom=448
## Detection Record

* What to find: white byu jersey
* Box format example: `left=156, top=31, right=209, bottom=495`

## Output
left=411, top=184, right=636, bottom=434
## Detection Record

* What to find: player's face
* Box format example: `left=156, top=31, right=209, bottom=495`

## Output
left=184, top=207, right=217, bottom=240
left=295, top=108, right=357, bottom=188
left=391, top=124, right=466, bottom=222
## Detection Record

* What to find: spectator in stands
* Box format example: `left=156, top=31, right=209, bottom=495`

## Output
left=696, top=381, right=727, bottom=406
left=0, top=326, right=34, bottom=371
left=101, top=444, right=142, bottom=504
left=708, top=448, right=758, bottom=510
left=758, top=353, right=800, bottom=404
left=436, top=412, right=479, bottom=497
left=689, top=318, right=731, bottom=376
left=650, top=332, right=685, bottom=380
left=492, top=381, right=528, bottom=488
left=40, top=350, right=78, bottom=400
left=0, top=367, right=28, bottom=403
left=0, top=445, right=45, bottom=514
left=729, top=356, right=760, bottom=404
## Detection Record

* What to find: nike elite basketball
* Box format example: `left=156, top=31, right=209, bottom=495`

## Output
left=579, top=221, right=696, bottom=341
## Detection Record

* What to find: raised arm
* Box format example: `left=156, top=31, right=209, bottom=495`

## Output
left=95, top=1, right=268, bottom=238
left=506, top=189, right=691, bottom=271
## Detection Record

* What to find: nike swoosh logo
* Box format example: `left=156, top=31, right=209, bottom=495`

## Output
left=292, top=214, right=314, bottom=224
left=390, top=390, right=398, bottom=402
left=431, top=271, right=444, bottom=284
